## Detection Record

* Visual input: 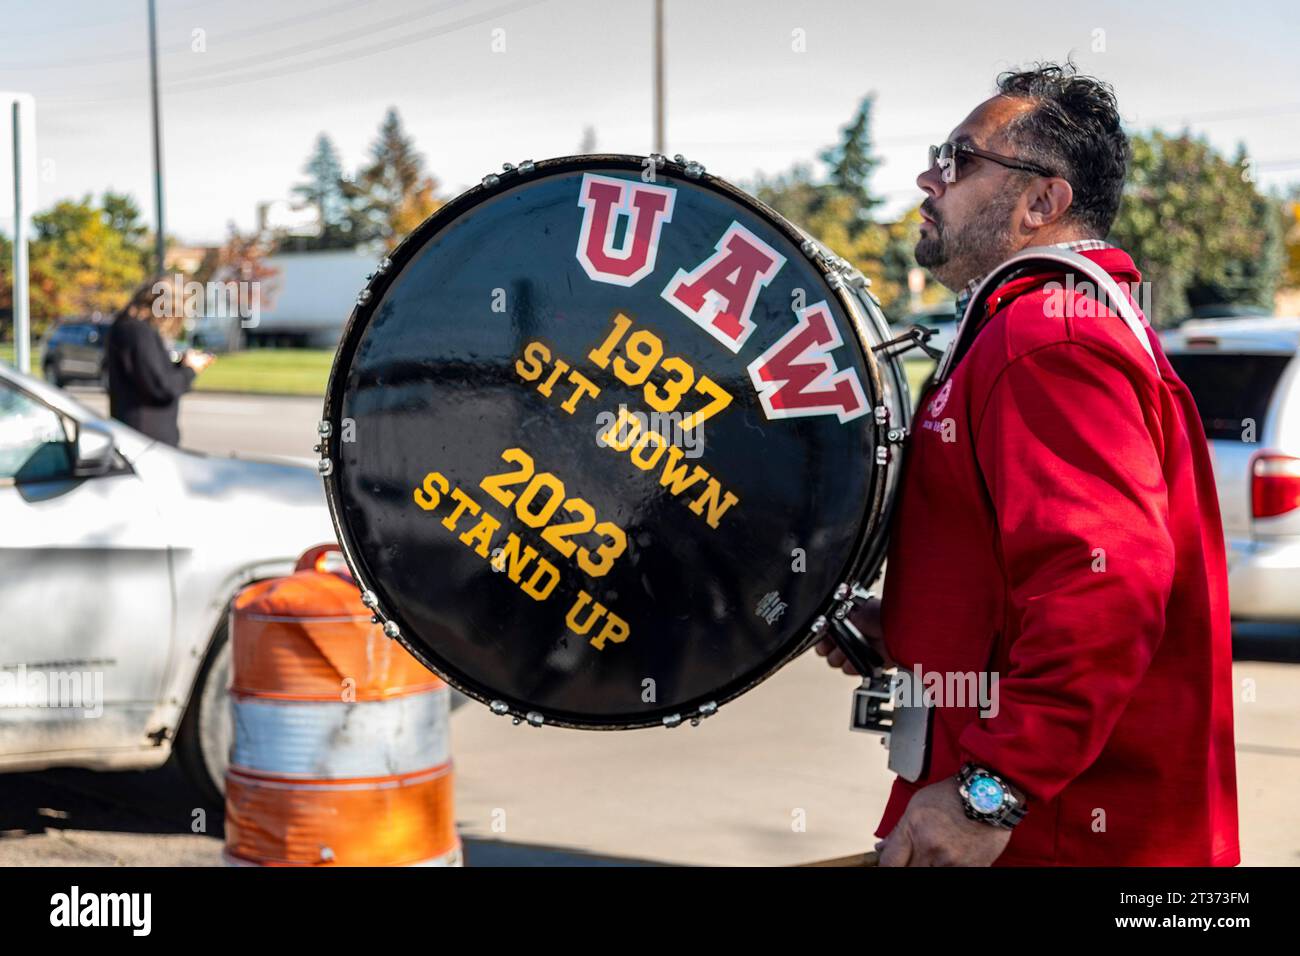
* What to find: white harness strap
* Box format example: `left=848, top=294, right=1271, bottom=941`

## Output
left=936, top=245, right=1159, bottom=381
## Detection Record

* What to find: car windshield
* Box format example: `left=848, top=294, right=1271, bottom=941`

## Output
left=1167, top=352, right=1293, bottom=440
left=0, top=382, right=73, bottom=480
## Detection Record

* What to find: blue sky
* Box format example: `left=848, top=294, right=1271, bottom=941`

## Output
left=2, top=0, right=1297, bottom=243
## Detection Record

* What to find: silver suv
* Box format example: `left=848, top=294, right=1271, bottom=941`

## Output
left=1162, top=318, right=1300, bottom=622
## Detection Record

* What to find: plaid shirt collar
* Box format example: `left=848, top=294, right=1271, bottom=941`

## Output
left=952, top=238, right=1112, bottom=320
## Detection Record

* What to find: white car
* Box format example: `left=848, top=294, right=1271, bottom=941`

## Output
left=1161, top=318, right=1300, bottom=623
left=0, top=361, right=336, bottom=801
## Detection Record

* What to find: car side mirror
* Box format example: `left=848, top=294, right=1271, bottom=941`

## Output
left=73, top=422, right=117, bottom=477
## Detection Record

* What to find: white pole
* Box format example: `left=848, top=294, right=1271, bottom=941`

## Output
left=4, top=93, right=33, bottom=374
left=12, top=99, right=29, bottom=373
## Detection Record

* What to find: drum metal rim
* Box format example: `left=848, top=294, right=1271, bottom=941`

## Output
left=318, top=153, right=905, bottom=730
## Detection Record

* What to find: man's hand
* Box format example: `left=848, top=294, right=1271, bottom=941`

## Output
left=875, top=776, right=1012, bottom=866
left=811, top=596, right=894, bottom=674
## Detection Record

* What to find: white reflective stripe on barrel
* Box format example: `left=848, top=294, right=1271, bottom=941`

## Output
left=231, top=688, right=450, bottom=779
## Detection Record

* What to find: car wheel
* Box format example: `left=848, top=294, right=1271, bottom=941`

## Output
left=43, top=361, right=63, bottom=388
left=175, top=620, right=232, bottom=807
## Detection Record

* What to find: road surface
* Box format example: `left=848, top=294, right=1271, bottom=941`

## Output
left=2, top=646, right=1296, bottom=866
left=73, top=387, right=325, bottom=464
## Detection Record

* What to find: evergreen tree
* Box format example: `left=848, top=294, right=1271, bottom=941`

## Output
left=351, top=108, right=441, bottom=247
left=820, top=94, right=884, bottom=232
left=100, top=191, right=151, bottom=274
left=755, top=96, right=917, bottom=313
left=292, top=134, right=353, bottom=249
left=101, top=192, right=148, bottom=246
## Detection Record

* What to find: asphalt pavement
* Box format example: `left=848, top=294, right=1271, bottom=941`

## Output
left=1, top=389, right=1295, bottom=866
left=72, top=387, right=325, bottom=464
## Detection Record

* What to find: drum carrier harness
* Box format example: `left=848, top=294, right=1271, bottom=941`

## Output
left=834, top=245, right=1159, bottom=782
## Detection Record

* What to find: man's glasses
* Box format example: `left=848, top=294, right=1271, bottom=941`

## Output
left=928, top=141, right=1057, bottom=184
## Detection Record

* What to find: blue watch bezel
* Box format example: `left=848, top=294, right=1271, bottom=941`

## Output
left=958, top=762, right=1026, bottom=829
left=966, top=773, right=1006, bottom=814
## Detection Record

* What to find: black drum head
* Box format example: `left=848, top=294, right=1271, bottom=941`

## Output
left=323, top=155, right=888, bottom=728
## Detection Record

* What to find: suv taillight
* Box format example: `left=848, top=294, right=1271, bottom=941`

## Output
left=1252, top=454, right=1300, bottom=519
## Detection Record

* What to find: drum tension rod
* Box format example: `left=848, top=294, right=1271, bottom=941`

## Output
left=871, top=324, right=945, bottom=362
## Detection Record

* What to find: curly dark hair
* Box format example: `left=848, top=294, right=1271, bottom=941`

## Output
left=995, top=61, right=1129, bottom=237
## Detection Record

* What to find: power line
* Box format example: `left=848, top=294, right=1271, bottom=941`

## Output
left=165, top=0, right=545, bottom=93
left=9, top=0, right=216, bottom=40
left=1140, top=101, right=1300, bottom=126
left=1255, top=157, right=1300, bottom=171
left=41, top=0, right=546, bottom=106
left=165, top=0, right=476, bottom=83
left=0, top=0, right=386, bottom=71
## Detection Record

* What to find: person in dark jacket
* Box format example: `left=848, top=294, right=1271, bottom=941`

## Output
left=105, top=280, right=214, bottom=446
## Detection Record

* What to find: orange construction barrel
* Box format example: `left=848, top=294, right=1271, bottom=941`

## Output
left=223, top=546, right=461, bottom=866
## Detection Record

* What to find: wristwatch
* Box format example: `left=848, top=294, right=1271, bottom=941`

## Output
left=957, top=762, right=1027, bottom=829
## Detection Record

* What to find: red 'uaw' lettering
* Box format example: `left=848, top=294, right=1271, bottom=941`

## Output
left=661, top=221, right=785, bottom=353
left=746, top=301, right=868, bottom=423
left=575, top=174, right=676, bottom=287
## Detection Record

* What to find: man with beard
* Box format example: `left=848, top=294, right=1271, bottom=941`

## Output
left=815, top=62, right=1239, bottom=866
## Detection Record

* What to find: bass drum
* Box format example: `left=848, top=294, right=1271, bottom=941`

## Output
left=320, top=154, right=910, bottom=729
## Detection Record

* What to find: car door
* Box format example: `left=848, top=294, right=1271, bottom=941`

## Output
left=41, top=326, right=68, bottom=380
left=70, top=324, right=105, bottom=380
left=0, top=378, right=173, bottom=762
left=55, top=325, right=89, bottom=379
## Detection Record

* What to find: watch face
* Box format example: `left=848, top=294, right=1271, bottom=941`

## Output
left=968, top=775, right=1005, bottom=814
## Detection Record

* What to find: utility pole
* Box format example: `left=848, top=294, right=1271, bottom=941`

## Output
left=147, top=0, right=166, bottom=275
left=653, top=0, right=665, bottom=154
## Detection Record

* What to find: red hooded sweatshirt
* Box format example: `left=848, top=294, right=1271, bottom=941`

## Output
left=876, top=246, right=1240, bottom=866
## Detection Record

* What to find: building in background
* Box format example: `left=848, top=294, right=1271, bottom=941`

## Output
left=192, top=247, right=376, bottom=349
